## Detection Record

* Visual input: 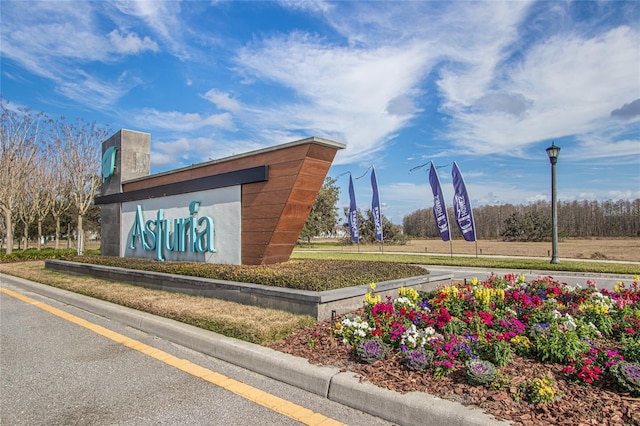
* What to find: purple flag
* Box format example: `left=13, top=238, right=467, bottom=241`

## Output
left=429, top=161, right=451, bottom=241
left=348, top=174, right=359, bottom=244
left=451, top=162, right=476, bottom=242
left=371, top=167, right=383, bottom=241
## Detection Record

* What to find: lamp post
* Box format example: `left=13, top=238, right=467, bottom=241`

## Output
left=546, top=142, right=560, bottom=264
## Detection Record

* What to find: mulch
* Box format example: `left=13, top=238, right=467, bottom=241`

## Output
left=269, top=319, right=640, bottom=426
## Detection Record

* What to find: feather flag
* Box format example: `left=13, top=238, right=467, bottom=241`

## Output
left=370, top=166, right=383, bottom=241
left=451, top=162, right=477, bottom=242
left=429, top=161, right=451, bottom=241
left=348, top=174, right=359, bottom=244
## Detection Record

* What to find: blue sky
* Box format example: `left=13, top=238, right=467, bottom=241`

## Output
left=2, top=1, right=639, bottom=225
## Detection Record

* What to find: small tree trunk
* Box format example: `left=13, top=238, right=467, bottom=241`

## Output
left=23, top=222, right=29, bottom=250
left=3, top=208, right=12, bottom=254
left=76, top=214, right=84, bottom=255
left=54, top=216, right=61, bottom=250
left=37, top=219, right=43, bottom=250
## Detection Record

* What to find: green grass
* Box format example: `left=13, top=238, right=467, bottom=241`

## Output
left=291, top=251, right=640, bottom=275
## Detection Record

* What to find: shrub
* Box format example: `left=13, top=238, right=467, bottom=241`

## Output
left=355, top=339, right=388, bottom=364
left=465, top=359, right=497, bottom=385
left=479, top=338, right=513, bottom=367
left=403, top=349, right=433, bottom=371
left=610, top=362, right=640, bottom=396
left=529, top=323, right=589, bottom=364
left=527, top=376, right=557, bottom=404
left=621, top=335, right=640, bottom=363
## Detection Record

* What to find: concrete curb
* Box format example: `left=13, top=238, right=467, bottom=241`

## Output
left=0, top=273, right=506, bottom=426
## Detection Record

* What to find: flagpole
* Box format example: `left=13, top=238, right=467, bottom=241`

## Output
left=370, top=166, right=384, bottom=251
left=451, top=162, right=477, bottom=249
left=427, top=161, right=453, bottom=255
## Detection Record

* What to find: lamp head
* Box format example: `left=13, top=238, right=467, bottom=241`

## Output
left=546, top=142, right=560, bottom=164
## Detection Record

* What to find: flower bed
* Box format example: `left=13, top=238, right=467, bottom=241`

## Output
left=280, top=274, right=640, bottom=424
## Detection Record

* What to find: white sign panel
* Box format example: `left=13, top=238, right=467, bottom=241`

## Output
left=121, top=186, right=241, bottom=264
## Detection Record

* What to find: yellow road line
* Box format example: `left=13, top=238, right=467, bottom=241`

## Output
left=1, top=287, right=346, bottom=426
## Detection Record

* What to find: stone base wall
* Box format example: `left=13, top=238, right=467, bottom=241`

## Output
left=44, top=260, right=452, bottom=320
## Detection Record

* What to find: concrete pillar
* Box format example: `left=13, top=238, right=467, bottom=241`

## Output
left=100, top=129, right=150, bottom=256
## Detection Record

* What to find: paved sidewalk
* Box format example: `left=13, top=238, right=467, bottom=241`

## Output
left=1, top=273, right=505, bottom=426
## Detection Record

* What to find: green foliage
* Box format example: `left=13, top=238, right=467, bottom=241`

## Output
left=355, top=339, right=388, bottom=363
left=465, top=359, right=498, bottom=385
left=529, top=324, right=590, bottom=364
left=403, top=349, right=434, bottom=371
left=341, top=207, right=405, bottom=244
left=479, top=339, right=513, bottom=367
left=0, top=248, right=87, bottom=262
left=621, top=335, right=640, bottom=363
left=527, top=376, right=557, bottom=404
left=63, top=256, right=428, bottom=292
left=610, top=362, right=640, bottom=396
left=300, top=177, right=340, bottom=242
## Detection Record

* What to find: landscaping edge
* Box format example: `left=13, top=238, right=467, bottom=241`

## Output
left=44, top=259, right=453, bottom=320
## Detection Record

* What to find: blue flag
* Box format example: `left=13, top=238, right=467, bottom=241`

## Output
left=429, top=161, right=451, bottom=242
left=370, top=167, right=383, bottom=241
left=451, top=162, right=476, bottom=242
left=348, top=174, right=359, bottom=244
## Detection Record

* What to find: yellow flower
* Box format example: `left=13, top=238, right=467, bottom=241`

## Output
left=441, top=285, right=459, bottom=297
left=470, top=277, right=479, bottom=286
left=398, top=287, right=419, bottom=303
left=511, top=335, right=532, bottom=349
left=369, top=282, right=376, bottom=291
left=364, top=291, right=381, bottom=306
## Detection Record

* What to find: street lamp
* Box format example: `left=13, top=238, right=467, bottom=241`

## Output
left=546, top=142, right=561, bottom=264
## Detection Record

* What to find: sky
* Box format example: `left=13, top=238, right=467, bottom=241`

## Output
left=2, top=0, right=639, bottom=225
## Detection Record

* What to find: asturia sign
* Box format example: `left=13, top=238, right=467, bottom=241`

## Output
left=129, top=201, right=215, bottom=261
left=121, top=186, right=241, bottom=264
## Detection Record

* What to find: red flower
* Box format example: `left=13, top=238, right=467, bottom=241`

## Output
left=436, top=307, right=451, bottom=328
left=478, top=311, right=493, bottom=325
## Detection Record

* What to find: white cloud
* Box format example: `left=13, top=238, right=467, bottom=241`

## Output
left=0, top=1, right=160, bottom=107
left=108, top=29, right=159, bottom=54
left=151, top=136, right=265, bottom=169
left=202, top=89, right=242, bottom=113
left=443, top=25, right=640, bottom=157
left=236, top=33, right=435, bottom=163
left=111, top=0, right=190, bottom=60
left=136, top=109, right=235, bottom=132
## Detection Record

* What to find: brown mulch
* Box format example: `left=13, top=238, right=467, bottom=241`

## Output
left=269, top=319, right=640, bottom=426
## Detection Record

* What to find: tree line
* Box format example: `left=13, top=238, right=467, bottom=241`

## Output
left=0, top=99, right=109, bottom=255
left=402, top=199, right=640, bottom=241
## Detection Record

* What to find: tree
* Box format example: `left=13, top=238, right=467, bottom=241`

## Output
left=300, top=177, right=340, bottom=243
left=46, top=138, right=72, bottom=249
left=52, top=117, right=109, bottom=255
left=0, top=99, right=44, bottom=254
left=32, top=149, right=55, bottom=249
left=343, top=207, right=404, bottom=244
left=15, top=168, right=38, bottom=249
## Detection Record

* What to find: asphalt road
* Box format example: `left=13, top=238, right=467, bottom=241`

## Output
left=0, top=282, right=393, bottom=426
